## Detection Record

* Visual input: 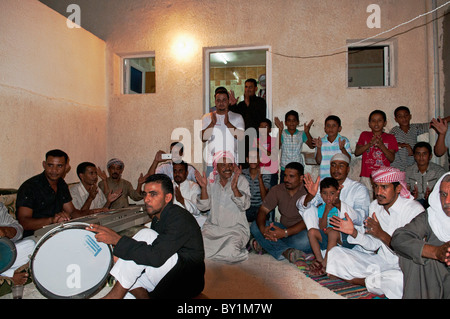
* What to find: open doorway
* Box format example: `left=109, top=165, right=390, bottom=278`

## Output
left=203, top=46, right=272, bottom=119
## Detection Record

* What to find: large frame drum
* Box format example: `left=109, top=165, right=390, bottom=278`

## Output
left=30, top=222, right=113, bottom=299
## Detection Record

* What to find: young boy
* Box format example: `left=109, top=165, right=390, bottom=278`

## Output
left=405, top=141, right=446, bottom=208
left=389, top=106, right=430, bottom=171
left=314, top=115, right=352, bottom=179
left=257, top=118, right=279, bottom=186
left=242, top=150, right=271, bottom=222
left=305, top=177, right=342, bottom=277
left=355, top=110, right=398, bottom=198
left=274, top=110, right=314, bottom=182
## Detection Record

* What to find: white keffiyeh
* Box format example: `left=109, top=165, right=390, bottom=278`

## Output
left=427, top=172, right=450, bottom=243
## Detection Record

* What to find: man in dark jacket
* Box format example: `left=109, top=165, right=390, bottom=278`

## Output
left=89, top=174, right=205, bottom=299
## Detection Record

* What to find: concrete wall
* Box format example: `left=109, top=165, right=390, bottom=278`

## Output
left=0, top=0, right=107, bottom=187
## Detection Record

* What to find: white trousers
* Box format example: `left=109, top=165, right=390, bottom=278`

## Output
left=0, top=237, right=35, bottom=278
left=110, top=228, right=178, bottom=299
left=326, top=246, right=403, bottom=299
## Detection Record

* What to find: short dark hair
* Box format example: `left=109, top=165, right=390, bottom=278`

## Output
left=369, top=110, right=387, bottom=122
left=46, top=149, right=68, bottom=162
left=285, top=110, right=299, bottom=122
left=214, top=86, right=229, bottom=99
left=145, top=174, right=174, bottom=197
left=413, top=141, right=432, bottom=154
left=285, top=162, right=304, bottom=176
left=325, top=115, right=341, bottom=127
left=394, top=106, right=410, bottom=117
left=259, top=118, right=272, bottom=127
left=76, top=162, right=96, bottom=179
left=320, top=177, right=339, bottom=191
left=170, top=141, right=184, bottom=154
left=245, top=78, right=258, bottom=87
left=173, top=161, right=188, bottom=172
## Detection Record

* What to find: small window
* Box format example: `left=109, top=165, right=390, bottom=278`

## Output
left=123, top=56, right=156, bottom=94
left=348, top=44, right=391, bottom=88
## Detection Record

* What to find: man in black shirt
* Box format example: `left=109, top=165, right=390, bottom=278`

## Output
left=16, top=149, right=92, bottom=237
left=89, top=174, right=205, bottom=299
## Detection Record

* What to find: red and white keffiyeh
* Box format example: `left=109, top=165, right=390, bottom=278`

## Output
left=371, top=166, right=411, bottom=199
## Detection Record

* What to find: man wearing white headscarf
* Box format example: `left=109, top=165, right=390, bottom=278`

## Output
left=195, top=151, right=251, bottom=263
left=326, top=167, right=424, bottom=299
left=391, top=172, right=450, bottom=299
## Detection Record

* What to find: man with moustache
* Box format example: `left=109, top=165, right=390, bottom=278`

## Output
left=172, top=161, right=205, bottom=228
left=16, top=149, right=95, bottom=237
left=298, top=154, right=370, bottom=226
left=98, top=158, right=144, bottom=209
left=326, top=167, right=425, bottom=299
left=70, top=162, right=122, bottom=211
left=196, top=151, right=251, bottom=263
left=250, top=161, right=310, bottom=263
left=88, top=174, right=205, bottom=299
left=391, top=172, right=450, bottom=299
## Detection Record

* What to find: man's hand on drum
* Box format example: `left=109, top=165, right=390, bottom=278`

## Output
left=52, top=211, right=71, bottom=224
left=87, top=224, right=121, bottom=246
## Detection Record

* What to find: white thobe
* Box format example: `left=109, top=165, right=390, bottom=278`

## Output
left=197, top=174, right=251, bottom=263
left=326, top=196, right=424, bottom=299
left=173, top=180, right=206, bottom=228
left=69, top=183, right=107, bottom=210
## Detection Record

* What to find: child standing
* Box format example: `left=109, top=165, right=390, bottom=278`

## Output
left=355, top=110, right=398, bottom=198
left=314, top=115, right=352, bottom=179
left=389, top=106, right=430, bottom=171
left=275, top=110, right=314, bottom=182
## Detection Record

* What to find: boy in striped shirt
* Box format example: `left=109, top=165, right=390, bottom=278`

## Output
left=314, top=115, right=352, bottom=179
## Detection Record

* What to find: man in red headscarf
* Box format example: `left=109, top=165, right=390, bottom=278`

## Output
left=326, top=167, right=424, bottom=299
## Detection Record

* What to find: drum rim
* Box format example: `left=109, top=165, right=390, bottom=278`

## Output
left=0, top=237, right=17, bottom=274
left=30, top=222, right=113, bottom=299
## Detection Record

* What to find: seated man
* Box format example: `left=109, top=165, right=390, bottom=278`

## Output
left=405, top=142, right=446, bottom=208
left=391, top=172, right=450, bottom=299
left=172, top=161, right=205, bottom=228
left=326, top=167, right=425, bottom=299
left=88, top=174, right=205, bottom=299
left=98, top=158, right=144, bottom=209
left=250, top=161, right=311, bottom=263
left=70, top=162, right=122, bottom=211
left=196, top=151, right=251, bottom=263
left=0, top=203, right=34, bottom=285
left=16, top=149, right=94, bottom=237
left=147, top=142, right=197, bottom=182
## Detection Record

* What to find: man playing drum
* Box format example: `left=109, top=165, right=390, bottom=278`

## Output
left=88, top=174, right=205, bottom=299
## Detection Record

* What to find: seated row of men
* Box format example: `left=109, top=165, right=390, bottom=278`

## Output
left=1, top=145, right=449, bottom=299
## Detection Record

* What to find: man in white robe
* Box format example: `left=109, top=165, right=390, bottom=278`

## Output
left=391, top=172, right=450, bottom=299
left=326, top=167, right=425, bottom=299
left=196, top=151, right=251, bottom=263
left=172, top=161, right=205, bottom=228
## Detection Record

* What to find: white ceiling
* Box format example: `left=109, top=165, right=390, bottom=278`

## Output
left=210, top=50, right=267, bottom=67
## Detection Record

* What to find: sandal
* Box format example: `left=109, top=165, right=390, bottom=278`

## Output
left=285, top=248, right=305, bottom=263
left=250, top=238, right=264, bottom=255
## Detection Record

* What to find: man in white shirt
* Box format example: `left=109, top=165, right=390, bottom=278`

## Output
left=326, top=167, right=425, bottom=299
left=172, top=161, right=205, bottom=228
left=70, top=162, right=122, bottom=211
left=201, top=87, right=245, bottom=176
left=297, top=153, right=370, bottom=226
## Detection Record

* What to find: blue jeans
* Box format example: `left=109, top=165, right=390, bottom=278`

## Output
left=250, top=221, right=312, bottom=260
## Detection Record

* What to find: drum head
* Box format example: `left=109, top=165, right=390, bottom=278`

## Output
left=0, top=237, right=17, bottom=274
left=31, top=223, right=113, bottom=299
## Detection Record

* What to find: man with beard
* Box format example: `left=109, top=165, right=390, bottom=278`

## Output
left=88, top=174, right=205, bottom=299
left=196, top=151, right=251, bottom=263
left=172, top=161, right=205, bottom=227
left=298, top=153, right=370, bottom=226
left=70, top=162, right=122, bottom=210
left=326, top=167, right=424, bottom=299
left=249, top=161, right=310, bottom=263
left=98, top=158, right=144, bottom=209
left=391, top=172, right=450, bottom=299
left=16, top=149, right=95, bottom=237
